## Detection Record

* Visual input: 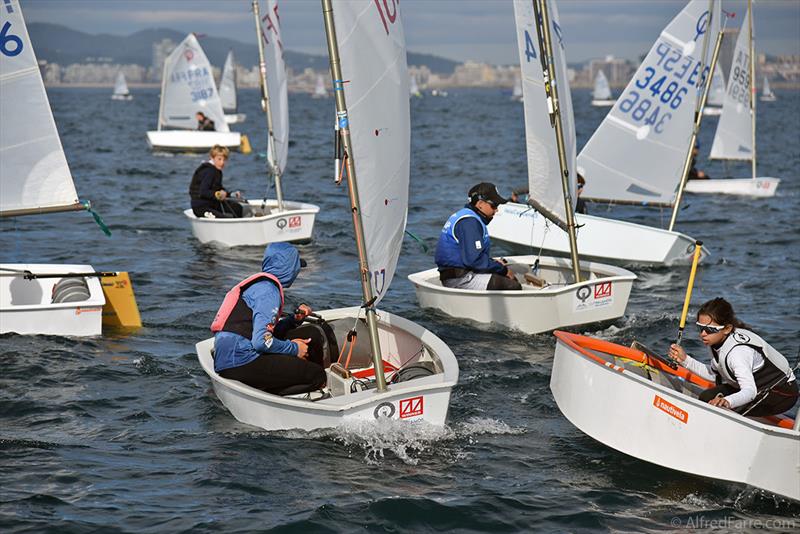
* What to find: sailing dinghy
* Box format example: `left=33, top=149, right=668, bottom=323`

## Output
left=760, top=76, right=776, bottom=102
left=590, top=70, right=614, bottom=106
left=511, top=73, right=523, bottom=101
left=196, top=0, right=457, bottom=431
left=702, top=62, right=725, bottom=115
left=185, top=0, right=319, bottom=248
left=111, top=71, right=132, bottom=101
left=220, top=50, right=247, bottom=124
left=312, top=74, right=328, bottom=98
left=686, top=1, right=780, bottom=197
left=409, top=0, right=635, bottom=335
left=491, top=0, right=718, bottom=267
left=551, top=331, right=799, bottom=501
left=146, top=33, right=242, bottom=152
left=1, top=0, right=141, bottom=336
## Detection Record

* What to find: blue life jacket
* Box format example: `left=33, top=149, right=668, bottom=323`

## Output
left=435, top=207, right=490, bottom=269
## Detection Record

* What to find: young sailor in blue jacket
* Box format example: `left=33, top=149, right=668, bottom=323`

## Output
left=434, top=182, right=522, bottom=291
left=211, top=242, right=325, bottom=395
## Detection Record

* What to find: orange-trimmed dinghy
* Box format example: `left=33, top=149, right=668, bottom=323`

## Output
left=550, top=331, right=799, bottom=501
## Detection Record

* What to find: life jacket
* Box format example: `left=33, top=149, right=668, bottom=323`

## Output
left=434, top=206, right=491, bottom=269
left=710, top=327, right=795, bottom=392
left=210, top=273, right=284, bottom=339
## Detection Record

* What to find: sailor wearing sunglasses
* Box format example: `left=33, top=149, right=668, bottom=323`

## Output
left=435, top=182, right=522, bottom=291
left=668, top=298, right=798, bottom=417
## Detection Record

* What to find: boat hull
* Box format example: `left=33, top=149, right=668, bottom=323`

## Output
left=146, top=130, right=241, bottom=152
left=550, top=331, right=799, bottom=501
left=184, top=199, right=320, bottom=247
left=224, top=113, right=247, bottom=124
left=0, top=263, right=105, bottom=336
left=683, top=177, right=780, bottom=197
left=197, top=307, right=459, bottom=431
left=408, top=256, right=635, bottom=334
left=111, top=94, right=133, bottom=101
left=702, top=106, right=722, bottom=116
left=489, top=203, right=707, bottom=267
left=590, top=99, right=615, bottom=107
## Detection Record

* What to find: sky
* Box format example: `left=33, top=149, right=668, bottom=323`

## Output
left=22, top=0, right=800, bottom=64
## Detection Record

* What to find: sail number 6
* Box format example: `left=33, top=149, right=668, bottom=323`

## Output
left=1, top=21, right=24, bottom=57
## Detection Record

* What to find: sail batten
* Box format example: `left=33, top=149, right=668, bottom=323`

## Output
left=0, top=0, right=81, bottom=216
left=158, top=34, right=229, bottom=132
left=578, top=0, right=721, bottom=205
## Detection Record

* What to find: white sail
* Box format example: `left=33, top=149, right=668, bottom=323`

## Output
left=592, top=70, right=612, bottom=100
left=578, top=0, right=720, bottom=204
left=333, top=0, right=410, bottom=304
left=511, top=73, right=523, bottom=100
left=761, top=76, right=774, bottom=99
left=513, top=0, right=577, bottom=227
left=219, top=50, right=237, bottom=113
left=260, top=0, right=289, bottom=175
left=409, top=73, right=420, bottom=97
left=710, top=8, right=751, bottom=161
left=314, top=74, right=327, bottom=98
left=707, top=62, right=725, bottom=106
left=158, top=33, right=229, bottom=132
left=113, top=72, right=130, bottom=97
left=0, top=0, right=80, bottom=215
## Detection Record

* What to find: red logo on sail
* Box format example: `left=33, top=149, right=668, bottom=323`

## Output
left=399, top=396, right=424, bottom=419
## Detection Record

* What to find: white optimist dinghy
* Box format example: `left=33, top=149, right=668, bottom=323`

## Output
left=590, top=70, right=615, bottom=106
left=760, top=76, right=776, bottom=102
left=0, top=0, right=141, bottom=336
left=196, top=0, right=458, bottom=431
left=111, top=71, right=132, bottom=101
left=146, top=33, right=242, bottom=152
left=186, top=0, right=319, bottom=248
left=220, top=50, right=247, bottom=124
left=409, top=0, right=635, bottom=335
left=702, top=61, right=725, bottom=116
left=686, top=1, right=780, bottom=198
left=491, top=0, right=720, bottom=267
left=551, top=331, right=799, bottom=501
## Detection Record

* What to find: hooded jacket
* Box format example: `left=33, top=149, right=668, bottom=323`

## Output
left=189, top=161, right=225, bottom=210
left=213, top=243, right=303, bottom=373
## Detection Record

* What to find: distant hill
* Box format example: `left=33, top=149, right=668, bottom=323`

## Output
left=27, top=23, right=459, bottom=74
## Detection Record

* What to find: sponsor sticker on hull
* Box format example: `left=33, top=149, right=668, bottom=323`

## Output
left=573, top=282, right=614, bottom=312
left=653, top=395, right=688, bottom=423
left=399, top=396, right=424, bottom=419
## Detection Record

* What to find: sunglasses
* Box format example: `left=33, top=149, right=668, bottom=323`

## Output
left=696, top=322, right=726, bottom=334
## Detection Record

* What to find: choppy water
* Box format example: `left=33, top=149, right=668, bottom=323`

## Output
left=1, top=86, right=799, bottom=532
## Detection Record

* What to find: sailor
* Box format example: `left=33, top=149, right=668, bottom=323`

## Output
left=435, top=182, right=521, bottom=291
left=687, top=143, right=710, bottom=180
left=189, top=144, right=243, bottom=219
left=669, top=297, right=798, bottom=417
left=196, top=111, right=216, bottom=131
left=211, top=243, right=327, bottom=396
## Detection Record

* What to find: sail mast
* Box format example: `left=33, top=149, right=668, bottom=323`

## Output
left=533, top=0, right=581, bottom=283
left=252, top=0, right=284, bottom=210
left=748, top=0, right=757, bottom=181
left=668, top=0, right=721, bottom=232
left=321, top=0, right=386, bottom=392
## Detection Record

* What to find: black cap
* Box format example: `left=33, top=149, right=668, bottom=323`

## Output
left=468, top=182, right=508, bottom=206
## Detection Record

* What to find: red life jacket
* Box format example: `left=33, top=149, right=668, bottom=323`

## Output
left=210, top=273, right=284, bottom=338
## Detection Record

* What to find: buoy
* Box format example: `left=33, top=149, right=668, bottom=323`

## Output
left=240, top=134, right=252, bottom=154
left=101, top=272, right=142, bottom=329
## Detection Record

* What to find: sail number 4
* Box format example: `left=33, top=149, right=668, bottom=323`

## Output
left=617, top=41, right=709, bottom=135
left=1, top=21, right=23, bottom=57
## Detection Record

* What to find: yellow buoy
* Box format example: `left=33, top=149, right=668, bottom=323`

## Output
left=101, top=272, right=142, bottom=329
left=240, top=134, right=252, bottom=154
